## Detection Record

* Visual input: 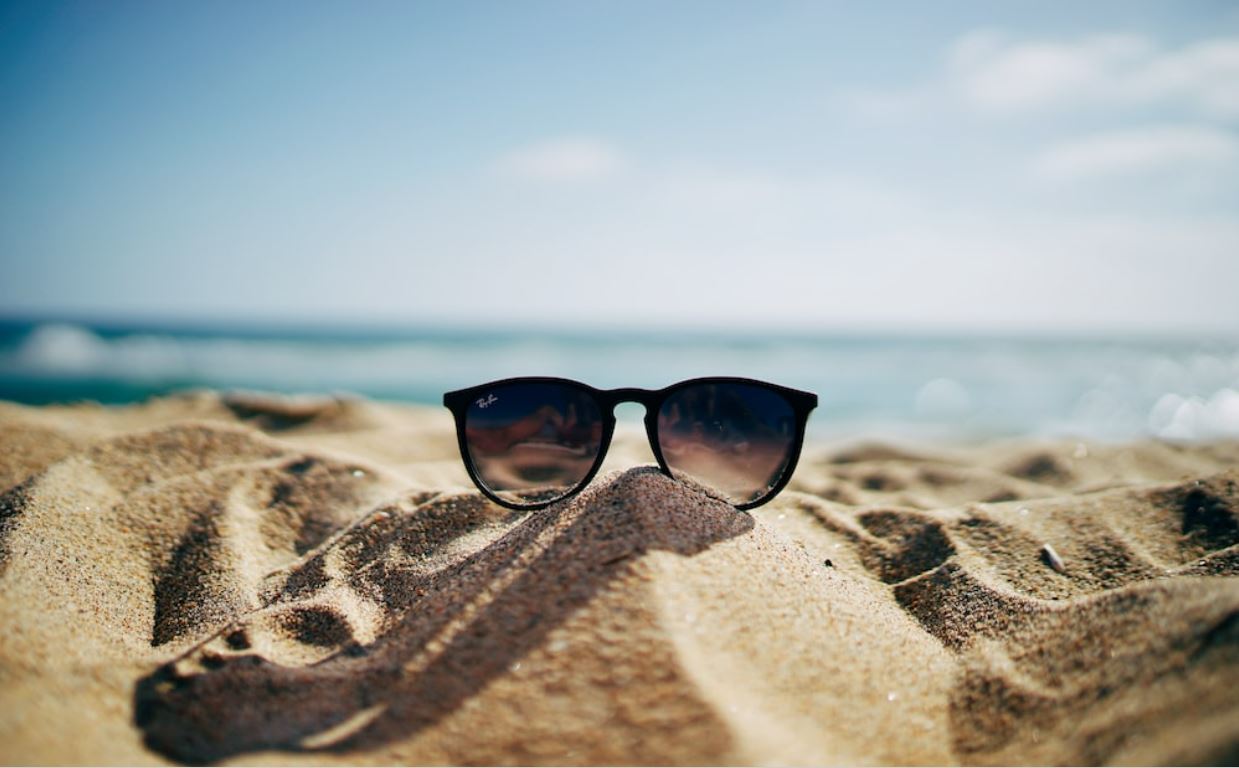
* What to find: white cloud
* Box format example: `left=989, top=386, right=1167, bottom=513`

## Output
left=497, top=137, right=624, bottom=182
left=1032, top=125, right=1239, bottom=181
left=854, top=31, right=1239, bottom=121
left=947, top=31, right=1239, bottom=118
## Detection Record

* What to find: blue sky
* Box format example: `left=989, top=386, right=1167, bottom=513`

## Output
left=2, top=1, right=1238, bottom=334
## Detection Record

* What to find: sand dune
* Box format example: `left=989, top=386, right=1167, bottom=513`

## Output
left=1, top=392, right=1237, bottom=764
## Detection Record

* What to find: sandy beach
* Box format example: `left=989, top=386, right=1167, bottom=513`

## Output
left=1, top=390, right=1236, bottom=765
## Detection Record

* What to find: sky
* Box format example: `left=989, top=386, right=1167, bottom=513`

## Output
left=1, top=0, right=1238, bottom=335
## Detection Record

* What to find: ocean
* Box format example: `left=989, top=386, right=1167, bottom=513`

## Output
left=1, top=317, right=1237, bottom=441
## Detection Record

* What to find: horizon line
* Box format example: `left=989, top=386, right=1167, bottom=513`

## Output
left=1, top=309, right=1237, bottom=345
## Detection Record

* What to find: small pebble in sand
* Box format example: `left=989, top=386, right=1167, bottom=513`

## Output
left=887, top=691, right=899, bottom=702
left=351, top=469, right=366, bottom=478
left=1041, top=543, right=1067, bottom=573
left=823, top=559, right=834, bottom=568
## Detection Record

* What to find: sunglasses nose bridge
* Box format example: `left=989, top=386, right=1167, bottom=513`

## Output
left=601, top=387, right=656, bottom=416
left=598, top=388, right=667, bottom=477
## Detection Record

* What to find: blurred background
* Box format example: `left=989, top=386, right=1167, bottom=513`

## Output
left=1, top=1, right=1237, bottom=440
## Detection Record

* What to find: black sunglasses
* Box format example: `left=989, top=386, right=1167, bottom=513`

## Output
left=443, top=377, right=818, bottom=511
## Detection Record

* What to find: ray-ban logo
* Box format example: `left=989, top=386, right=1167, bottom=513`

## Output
left=476, top=394, right=498, bottom=409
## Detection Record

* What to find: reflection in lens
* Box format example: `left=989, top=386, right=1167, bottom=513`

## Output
left=657, top=382, right=797, bottom=505
left=465, top=382, right=604, bottom=505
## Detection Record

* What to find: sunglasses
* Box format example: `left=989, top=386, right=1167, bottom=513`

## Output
left=443, top=377, right=818, bottom=511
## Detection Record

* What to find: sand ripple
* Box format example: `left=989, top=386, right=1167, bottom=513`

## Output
left=0, top=393, right=1236, bottom=764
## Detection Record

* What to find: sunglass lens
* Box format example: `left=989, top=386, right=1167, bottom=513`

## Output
left=464, top=382, right=604, bottom=506
left=656, top=382, right=798, bottom=505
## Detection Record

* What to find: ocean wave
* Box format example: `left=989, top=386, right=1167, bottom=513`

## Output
left=3, top=322, right=1238, bottom=440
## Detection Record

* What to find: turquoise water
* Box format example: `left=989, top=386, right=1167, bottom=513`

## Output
left=2, top=317, right=1237, bottom=441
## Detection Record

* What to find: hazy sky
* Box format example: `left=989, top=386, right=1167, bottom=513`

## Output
left=2, top=1, right=1238, bottom=334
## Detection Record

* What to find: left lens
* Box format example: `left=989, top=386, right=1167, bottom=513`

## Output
left=656, top=381, right=798, bottom=505
left=464, top=381, right=604, bottom=506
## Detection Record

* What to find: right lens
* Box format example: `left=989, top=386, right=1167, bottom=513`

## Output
left=463, top=381, right=605, bottom=506
left=656, top=381, right=798, bottom=505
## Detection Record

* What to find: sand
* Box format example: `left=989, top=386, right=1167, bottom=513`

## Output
left=1, top=390, right=1237, bottom=765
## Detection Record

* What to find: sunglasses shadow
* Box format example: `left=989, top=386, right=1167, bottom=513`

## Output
left=133, top=466, right=755, bottom=764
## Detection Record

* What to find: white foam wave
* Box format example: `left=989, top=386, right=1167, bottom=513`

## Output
left=7, top=323, right=498, bottom=389
left=1149, top=388, right=1239, bottom=439
left=4, top=323, right=1239, bottom=441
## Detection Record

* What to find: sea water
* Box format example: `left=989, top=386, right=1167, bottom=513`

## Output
left=1, top=317, right=1236, bottom=441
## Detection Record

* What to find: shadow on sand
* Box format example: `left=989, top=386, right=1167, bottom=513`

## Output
left=134, top=466, right=753, bottom=763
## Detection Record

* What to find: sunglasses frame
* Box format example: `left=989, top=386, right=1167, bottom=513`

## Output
left=443, top=376, right=818, bottom=511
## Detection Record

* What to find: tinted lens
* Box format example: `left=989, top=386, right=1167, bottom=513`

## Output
left=464, top=381, right=605, bottom=506
left=656, top=382, right=798, bottom=505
